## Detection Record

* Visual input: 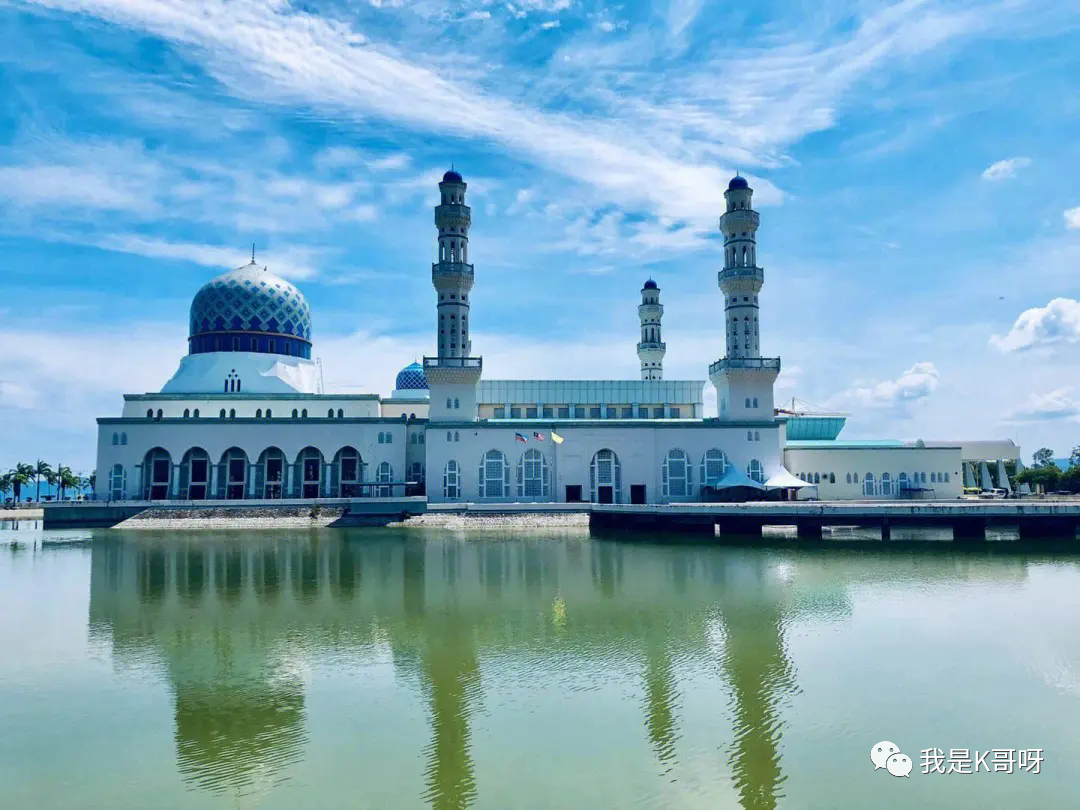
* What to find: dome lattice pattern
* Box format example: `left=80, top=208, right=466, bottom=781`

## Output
left=395, top=362, right=429, bottom=391
left=189, top=262, right=312, bottom=341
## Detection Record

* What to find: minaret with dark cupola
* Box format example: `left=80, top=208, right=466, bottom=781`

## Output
left=709, top=174, right=780, bottom=420
left=425, top=169, right=482, bottom=422
left=637, top=279, right=665, bottom=380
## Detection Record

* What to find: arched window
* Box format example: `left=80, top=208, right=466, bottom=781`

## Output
left=112, top=432, right=119, bottom=446
left=446, top=398, right=452, bottom=409
left=420, top=432, right=425, bottom=444
left=379, top=432, right=386, bottom=444
left=454, top=431, right=460, bottom=442
left=256, top=409, right=262, bottom=418
left=229, top=408, right=236, bottom=419
left=386, top=432, right=393, bottom=444
left=257, top=447, right=286, bottom=499
left=411, top=433, right=417, bottom=445
left=192, top=410, right=199, bottom=419
left=146, top=408, right=153, bottom=419
left=446, top=431, right=453, bottom=443
left=337, top=409, right=344, bottom=418
left=180, top=448, right=211, bottom=500
left=846, top=472, right=852, bottom=484
left=813, top=472, right=820, bottom=484
left=853, top=472, right=859, bottom=484
left=478, top=450, right=508, bottom=499
left=752, top=397, right=759, bottom=408
left=327, top=408, right=334, bottom=418
left=293, top=409, right=299, bottom=418
left=863, top=473, right=875, bottom=497
left=156, top=409, right=163, bottom=420
left=375, top=461, right=393, bottom=498
left=301, top=409, right=308, bottom=418
left=183, top=409, right=190, bottom=418
left=662, top=448, right=692, bottom=500
left=443, top=460, right=461, bottom=500
left=747, top=430, right=753, bottom=441
left=829, top=473, right=835, bottom=484
left=221, top=409, right=228, bottom=419
left=943, top=472, right=950, bottom=483
left=920, top=472, right=927, bottom=483
left=899, top=472, right=908, bottom=491
left=744, top=397, right=751, bottom=408
left=265, top=409, right=271, bottom=418
left=930, top=472, right=937, bottom=483
left=454, top=398, right=460, bottom=409
left=881, top=472, right=892, bottom=496
left=590, top=449, right=622, bottom=504
left=142, top=448, right=173, bottom=500
left=701, top=449, right=729, bottom=485
left=754, top=430, right=760, bottom=441
left=746, top=459, right=764, bottom=484
left=517, top=449, right=549, bottom=499
left=120, top=433, right=127, bottom=445
left=109, top=464, right=126, bottom=500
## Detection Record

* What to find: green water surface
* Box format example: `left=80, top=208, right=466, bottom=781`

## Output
left=1, top=520, right=1078, bottom=809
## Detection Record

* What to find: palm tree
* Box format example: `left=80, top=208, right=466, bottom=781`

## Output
left=88, top=471, right=97, bottom=496
left=0, top=472, right=12, bottom=504
left=56, top=465, right=79, bottom=501
left=10, top=463, right=34, bottom=503
left=34, top=460, right=53, bottom=502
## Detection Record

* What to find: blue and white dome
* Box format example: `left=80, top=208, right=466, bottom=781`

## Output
left=188, top=260, right=312, bottom=358
left=395, top=362, right=428, bottom=391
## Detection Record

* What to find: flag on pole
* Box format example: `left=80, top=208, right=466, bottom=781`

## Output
left=533, top=431, right=546, bottom=441
left=515, top=432, right=528, bottom=444
left=550, top=431, right=564, bottom=444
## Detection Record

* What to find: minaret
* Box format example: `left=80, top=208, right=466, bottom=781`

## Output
left=434, top=170, right=473, bottom=359
left=709, top=175, right=780, bottom=420
left=426, top=169, right=482, bottom=423
left=637, top=279, right=665, bottom=380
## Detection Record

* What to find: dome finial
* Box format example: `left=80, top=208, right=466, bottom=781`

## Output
left=251, top=242, right=256, bottom=264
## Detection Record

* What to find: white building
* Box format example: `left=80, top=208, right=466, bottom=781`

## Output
left=94, top=171, right=1014, bottom=505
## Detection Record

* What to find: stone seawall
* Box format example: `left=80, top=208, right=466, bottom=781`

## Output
left=118, top=505, right=350, bottom=530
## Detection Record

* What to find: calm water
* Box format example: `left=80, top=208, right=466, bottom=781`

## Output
left=2, top=521, right=1079, bottom=810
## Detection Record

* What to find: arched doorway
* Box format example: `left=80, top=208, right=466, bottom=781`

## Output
left=296, top=447, right=324, bottom=499
left=142, top=448, right=173, bottom=500
left=662, top=448, right=692, bottom=501
left=333, top=447, right=363, bottom=497
left=256, top=447, right=286, bottom=499
left=590, top=449, right=621, bottom=504
left=180, top=448, right=211, bottom=500
left=219, top=447, right=249, bottom=499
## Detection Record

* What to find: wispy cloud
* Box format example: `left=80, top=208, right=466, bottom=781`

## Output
left=829, top=362, right=940, bottom=411
left=1005, top=388, right=1080, bottom=422
left=990, top=298, right=1080, bottom=352
left=1065, top=207, right=1080, bottom=230
left=981, top=156, right=1031, bottom=181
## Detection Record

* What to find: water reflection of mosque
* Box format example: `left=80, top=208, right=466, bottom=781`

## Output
left=87, top=534, right=1027, bottom=808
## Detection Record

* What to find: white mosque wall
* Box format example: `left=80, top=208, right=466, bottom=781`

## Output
left=120, top=394, right=381, bottom=420
left=425, top=422, right=783, bottom=505
left=96, top=418, right=412, bottom=500
left=160, top=352, right=320, bottom=395
left=783, top=445, right=964, bottom=500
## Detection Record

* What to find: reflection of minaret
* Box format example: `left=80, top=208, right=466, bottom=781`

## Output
left=422, top=618, right=480, bottom=810
left=643, top=642, right=679, bottom=771
left=717, top=570, right=795, bottom=810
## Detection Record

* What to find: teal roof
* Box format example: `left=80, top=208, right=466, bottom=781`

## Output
left=786, top=439, right=906, bottom=449
left=783, top=415, right=846, bottom=440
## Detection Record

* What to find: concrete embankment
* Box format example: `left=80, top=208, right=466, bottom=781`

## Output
left=0, top=508, right=44, bottom=520
left=397, top=511, right=590, bottom=530
left=116, top=505, right=350, bottom=530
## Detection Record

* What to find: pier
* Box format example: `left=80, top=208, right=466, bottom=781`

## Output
left=589, top=501, right=1080, bottom=543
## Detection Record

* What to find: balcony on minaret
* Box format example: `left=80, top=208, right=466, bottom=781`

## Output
left=432, top=262, right=474, bottom=286
left=423, top=356, right=482, bottom=371
left=718, top=266, right=764, bottom=286
left=637, top=340, right=666, bottom=352
left=709, top=357, right=780, bottom=375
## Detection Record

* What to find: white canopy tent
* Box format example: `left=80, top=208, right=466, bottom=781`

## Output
left=764, top=467, right=816, bottom=490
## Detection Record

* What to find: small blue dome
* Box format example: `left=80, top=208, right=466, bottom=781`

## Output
left=643, top=279, right=658, bottom=290
left=442, top=169, right=463, bottom=184
left=395, top=362, right=429, bottom=391
left=728, top=175, right=749, bottom=191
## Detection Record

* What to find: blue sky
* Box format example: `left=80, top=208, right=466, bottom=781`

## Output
left=1, top=0, right=1079, bottom=472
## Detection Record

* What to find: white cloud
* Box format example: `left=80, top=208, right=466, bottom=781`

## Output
left=1065, top=207, right=1080, bottom=230
left=464, top=10, right=491, bottom=21
left=981, top=156, right=1031, bottom=181
left=1005, top=388, right=1080, bottom=422
left=539, top=20, right=560, bottom=30
left=990, top=298, right=1080, bottom=352
left=89, top=235, right=322, bottom=280
left=831, top=362, right=940, bottom=410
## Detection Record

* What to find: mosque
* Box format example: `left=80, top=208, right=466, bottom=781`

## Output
left=93, top=171, right=1019, bottom=505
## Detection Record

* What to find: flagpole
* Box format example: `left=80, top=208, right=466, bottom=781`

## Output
left=552, top=425, right=558, bottom=504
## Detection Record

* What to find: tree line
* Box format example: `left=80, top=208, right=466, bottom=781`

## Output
left=1014, top=447, right=1080, bottom=494
left=0, top=461, right=95, bottom=504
